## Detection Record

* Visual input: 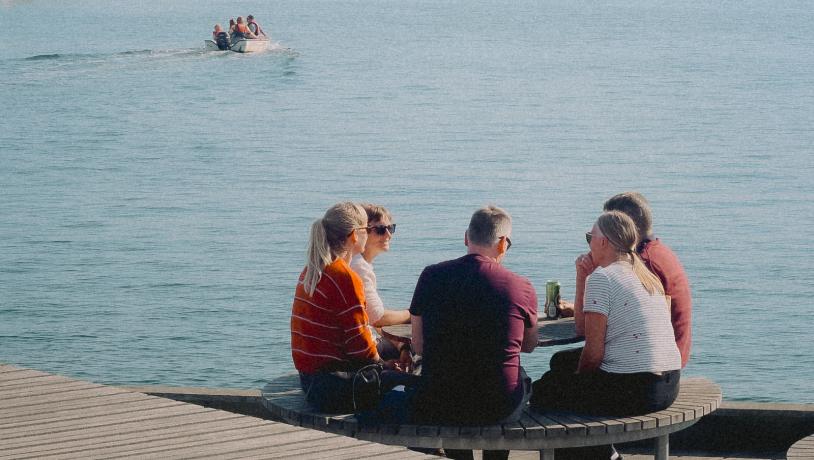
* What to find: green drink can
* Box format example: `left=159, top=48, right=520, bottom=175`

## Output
left=545, top=280, right=561, bottom=319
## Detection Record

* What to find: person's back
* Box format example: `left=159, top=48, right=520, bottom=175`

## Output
left=411, top=253, right=537, bottom=424
left=291, top=257, right=377, bottom=374
left=214, top=31, right=231, bottom=50
left=639, top=238, right=692, bottom=367
left=588, top=262, right=681, bottom=374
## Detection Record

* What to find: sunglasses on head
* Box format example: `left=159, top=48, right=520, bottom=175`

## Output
left=368, top=224, right=396, bottom=235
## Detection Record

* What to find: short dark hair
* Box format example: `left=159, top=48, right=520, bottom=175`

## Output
left=603, top=191, right=653, bottom=240
left=247, top=15, right=254, bottom=20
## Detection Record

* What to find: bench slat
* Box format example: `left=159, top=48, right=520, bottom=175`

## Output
left=262, top=374, right=722, bottom=453
left=524, top=411, right=568, bottom=437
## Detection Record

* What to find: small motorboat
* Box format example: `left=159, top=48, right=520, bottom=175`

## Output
left=205, top=37, right=269, bottom=53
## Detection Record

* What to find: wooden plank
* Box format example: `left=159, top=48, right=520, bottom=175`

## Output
left=0, top=373, right=65, bottom=387
left=19, top=422, right=291, bottom=460
left=554, top=413, right=609, bottom=436
left=0, top=395, right=182, bottom=429
left=0, top=391, right=155, bottom=420
left=787, top=434, right=814, bottom=460
left=0, top=409, right=242, bottom=450
left=524, top=411, right=567, bottom=437
left=547, top=413, right=587, bottom=437
left=0, top=384, right=127, bottom=410
left=0, top=380, right=101, bottom=400
left=63, top=423, right=303, bottom=460
left=228, top=434, right=373, bottom=459
left=0, top=402, right=214, bottom=439
left=0, top=411, right=284, bottom=458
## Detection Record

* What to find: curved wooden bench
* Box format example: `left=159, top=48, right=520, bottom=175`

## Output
left=262, top=374, right=721, bottom=460
left=787, top=433, right=814, bottom=459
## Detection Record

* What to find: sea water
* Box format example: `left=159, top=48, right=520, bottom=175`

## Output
left=1, top=0, right=812, bottom=403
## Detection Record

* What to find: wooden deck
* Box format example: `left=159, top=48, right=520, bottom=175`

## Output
left=0, top=363, right=435, bottom=459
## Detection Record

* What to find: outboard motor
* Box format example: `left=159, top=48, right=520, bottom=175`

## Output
left=215, top=31, right=231, bottom=50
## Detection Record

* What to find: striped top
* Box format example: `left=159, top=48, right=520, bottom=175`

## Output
left=584, top=261, right=682, bottom=374
left=291, top=258, right=379, bottom=374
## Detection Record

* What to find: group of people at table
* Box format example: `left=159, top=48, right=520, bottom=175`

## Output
left=290, top=192, right=691, bottom=460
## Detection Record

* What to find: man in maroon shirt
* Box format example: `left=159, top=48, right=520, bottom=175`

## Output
left=410, top=206, right=538, bottom=460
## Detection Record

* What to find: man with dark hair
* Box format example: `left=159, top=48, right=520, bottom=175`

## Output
left=407, top=205, right=538, bottom=460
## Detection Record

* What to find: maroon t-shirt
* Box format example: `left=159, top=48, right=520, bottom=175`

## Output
left=640, top=239, right=692, bottom=368
left=409, top=254, right=538, bottom=424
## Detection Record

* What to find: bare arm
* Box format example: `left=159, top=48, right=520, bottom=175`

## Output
left=577, top=312, right=607, bottom=373
left=372, top=309, right=411, bottom=327
left=574, top=252, right=596, bottom=336
left=521, top=321, right=538, bottom=353
left=410, top=314, right=423, bottom=355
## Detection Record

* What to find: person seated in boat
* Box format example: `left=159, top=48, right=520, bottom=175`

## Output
left=228, top=18, right=237, bottom=36
left=246, top=15, right=268, bottom=38
left=212, top=24, right=231, bottom=50
left=231, top=16, right=258, bottom=40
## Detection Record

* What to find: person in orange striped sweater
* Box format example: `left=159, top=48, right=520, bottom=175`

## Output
left=291, top=202, right=401, bottom=412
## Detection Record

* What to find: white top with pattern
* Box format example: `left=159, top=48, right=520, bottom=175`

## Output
left=584, top=261, right=681, bottom=374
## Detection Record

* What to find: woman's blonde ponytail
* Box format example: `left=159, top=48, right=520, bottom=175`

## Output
left=303, top=218, right=333, bottom=296
left=301, top=202, right=368, bottom=296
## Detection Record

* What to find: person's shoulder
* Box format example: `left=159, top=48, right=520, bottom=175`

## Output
left=324, top=258, right=355, bottom=279
left=642, top=239, right=686, bottom=268
left=589, top=264, right=615, bottom=281
left=423, top=255, right=467, bottom=273
left=350, top=254, right=369, bottom=271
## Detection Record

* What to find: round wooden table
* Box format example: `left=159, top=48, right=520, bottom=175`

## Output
left=381, top=316, right=583, bottom=348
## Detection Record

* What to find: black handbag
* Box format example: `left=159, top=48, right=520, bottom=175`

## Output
left=350, top=363, right=384, bottom=412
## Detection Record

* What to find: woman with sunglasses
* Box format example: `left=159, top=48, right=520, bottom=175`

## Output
left=291, top=202, right=398, bottom=413
left=531, top=211, right=681, bottom=457
left=350, top=204, right=411, bottom=361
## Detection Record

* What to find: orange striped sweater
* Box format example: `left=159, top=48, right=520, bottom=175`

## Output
left=290, top=258, right=379, bottom=374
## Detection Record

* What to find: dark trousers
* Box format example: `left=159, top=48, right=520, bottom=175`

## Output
left=300, top=369, right=416, bottom=414
left=534, top=347, right=680, bottom=416
left=365, top=368, right=532, bottom=460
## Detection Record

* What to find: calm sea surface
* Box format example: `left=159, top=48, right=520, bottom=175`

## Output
left=1, top=0, right=812, bottom=403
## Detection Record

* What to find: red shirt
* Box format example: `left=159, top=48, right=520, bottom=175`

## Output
left=640, top=239, right=692, bottom=368
left=290, top=258, right=378, bottom=374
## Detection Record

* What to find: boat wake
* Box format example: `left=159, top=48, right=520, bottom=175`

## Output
left=22, top=48, right=206, bottom=62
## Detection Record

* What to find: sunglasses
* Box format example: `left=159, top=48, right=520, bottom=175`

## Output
left=585, top=232, right=593, bottom=244
left=502, top=236, right=512, bottom=250
left=368, top=224, right=396, bottom=235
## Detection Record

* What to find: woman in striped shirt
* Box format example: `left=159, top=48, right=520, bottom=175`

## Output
left=532, top=210, right=681, bottom=417
left=290, top=202, right=389, bottom=413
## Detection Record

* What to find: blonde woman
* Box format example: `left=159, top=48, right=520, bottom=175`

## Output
left=532, top=211, right=681, bottom=417
left=290, top=202, right=391, bottom=412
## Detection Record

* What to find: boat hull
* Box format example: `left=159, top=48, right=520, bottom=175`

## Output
left=205, top=38, right=269, bottom=53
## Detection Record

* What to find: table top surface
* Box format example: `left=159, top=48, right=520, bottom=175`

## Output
left=381, top=316, right=584, bottom=347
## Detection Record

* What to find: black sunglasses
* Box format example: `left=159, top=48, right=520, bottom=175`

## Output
left=585, top=232, right=592, bottom=244
left=503, top=236, right=512, bottom=250
left=368, top=224, right=396, bottom=235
